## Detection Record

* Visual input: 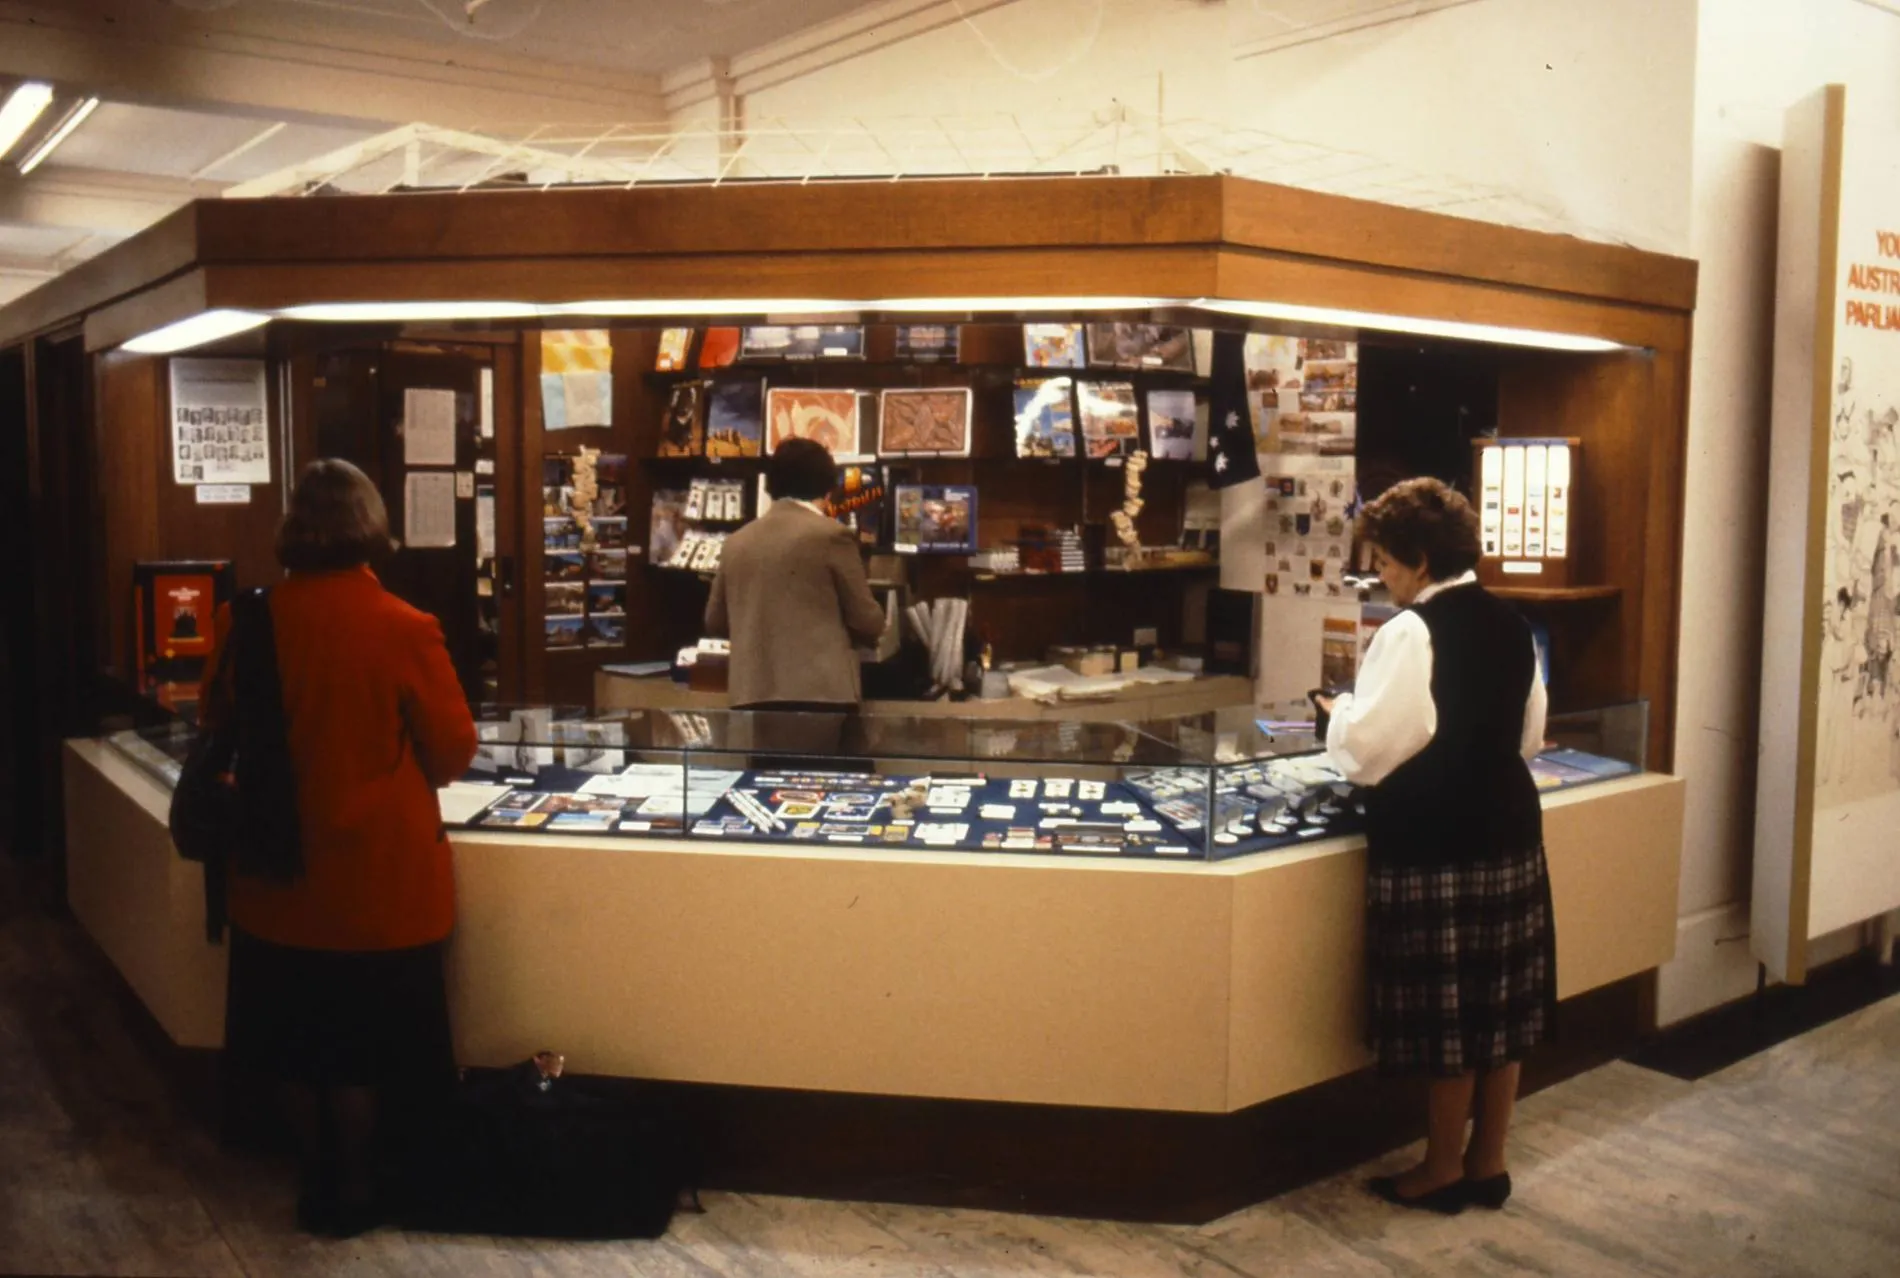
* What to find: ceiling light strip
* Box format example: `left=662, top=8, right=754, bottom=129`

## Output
left=0, top=82, right=54, bottom=164
left=122, top=310, right=270, bottom=354
left=18, top=96, right=99, bottom=174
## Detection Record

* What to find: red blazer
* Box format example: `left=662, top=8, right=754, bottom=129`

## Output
left=204, top=567, right=477, bottom=951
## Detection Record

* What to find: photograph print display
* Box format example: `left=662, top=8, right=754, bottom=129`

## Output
left=1023, top=323, right=1087, bottom=369
left=1013, top=377, right=1078, bottom=458
left=1085, top=323, right=1195, bottom=372
left=1076, top=381, right=1141, bottom=458
left=1145, top=388, right=1197, bottom=460
left=893, top=485, right=978, bottom=554
left=877, top=388, right=971, bottom=457
left=658, top=381, right=706, bottom=457
left=705, top=380, right=764, bottom=457
left=766, top=387, right=861, bottom=455
left=741, top=325, right=865, bottom=361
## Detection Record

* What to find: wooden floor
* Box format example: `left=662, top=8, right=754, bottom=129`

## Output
left=4, top=869, right=1898, bottom=1278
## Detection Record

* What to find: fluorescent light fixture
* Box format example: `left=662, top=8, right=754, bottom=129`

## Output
left=18, top=96, right=99, bottom=174
left=869, top=296, right=1175, bottom=313
left=122, top=309, right=270, bottom=354
left=0, top=81, right=54, bottom=164
left=553, top=296, right=1176, bottom=317
left=279, top=301, right=542, bottom=322
left=1193, top=298, right=1628, bottom=352
left=553, top=299, right=860, bottom=318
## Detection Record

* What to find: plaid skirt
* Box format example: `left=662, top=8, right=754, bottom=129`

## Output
left=1365, top=843, right=1556, bottom=1077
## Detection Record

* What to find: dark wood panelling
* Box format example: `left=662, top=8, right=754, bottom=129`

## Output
left=1221, top=180, right=1698, bottom=311
left=192, top=178, right=1224, bottom=263
left=1496, top=346, right=1682, bottom=769
left=93, top=354, right=165, bottom=683
left=203, top=248, right=1222, bottom=316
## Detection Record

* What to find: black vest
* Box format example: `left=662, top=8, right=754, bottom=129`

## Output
left=1363, top=583, right=1543, bottom=868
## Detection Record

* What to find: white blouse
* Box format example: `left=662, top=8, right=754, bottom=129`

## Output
left=1324, top=572, right=1548, bottom=787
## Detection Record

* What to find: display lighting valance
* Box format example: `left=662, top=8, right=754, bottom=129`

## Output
left=121, top=297, right=1637, bottom=356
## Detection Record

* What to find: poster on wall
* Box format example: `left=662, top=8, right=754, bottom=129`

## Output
left=169, top=358, right=270, bottom=485
left=540, top=330, right=613, bottom=430
left=1755, top=83, right=1900, bottom=982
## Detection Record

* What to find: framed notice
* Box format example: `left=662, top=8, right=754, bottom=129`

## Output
left=1755, top=83, right=1900, bottom=982
left=169, top=358, right=269, bottom=485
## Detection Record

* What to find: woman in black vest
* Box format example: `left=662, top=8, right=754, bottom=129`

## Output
left=1316, top=477, right=1553, bottom=1215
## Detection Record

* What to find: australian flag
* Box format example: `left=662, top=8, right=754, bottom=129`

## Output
left=1206, top=328, right=1261, bottom=490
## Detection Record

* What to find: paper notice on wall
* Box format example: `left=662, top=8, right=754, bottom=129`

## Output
left=475, top=485, right=496, bottom=561
left=404, top=470, right=457, bottom=549
left=169, top=357, right=270, bottom=486
left=403, top=387, right=458, bottom=466
left=479, top=366, right=495, bottom=440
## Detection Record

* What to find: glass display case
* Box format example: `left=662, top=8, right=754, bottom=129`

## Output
left=101, top=698, right=1648, bottom=862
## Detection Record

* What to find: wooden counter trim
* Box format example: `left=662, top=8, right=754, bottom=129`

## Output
left=2, top=175, right=1697, bottom=348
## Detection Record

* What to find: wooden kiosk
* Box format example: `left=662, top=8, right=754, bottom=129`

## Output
left=4, top=175, right=1694, bottom=1218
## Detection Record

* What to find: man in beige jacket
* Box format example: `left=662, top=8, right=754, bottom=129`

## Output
left=705, top=439, right=888, bottom=709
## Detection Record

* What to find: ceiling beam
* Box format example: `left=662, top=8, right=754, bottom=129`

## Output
left=0, top=166, right=221, bottom=234
left=0, top=0, right=666, bottom=129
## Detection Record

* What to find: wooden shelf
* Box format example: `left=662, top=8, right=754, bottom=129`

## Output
left=1491, top=584, right=1623, bottom=603
left=968, top=563, right=1219, bottom=581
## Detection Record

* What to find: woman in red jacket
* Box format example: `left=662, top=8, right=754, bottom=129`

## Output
left=205, top=459, right=477, bottom=1237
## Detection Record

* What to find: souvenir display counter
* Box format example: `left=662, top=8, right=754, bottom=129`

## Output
left=70, top=700, right=1677, bottom=1112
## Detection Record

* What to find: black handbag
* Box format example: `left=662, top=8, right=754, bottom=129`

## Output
left=167, top=587, right=302, bottom=941
left=396, top=1055, right=696, bottom=1240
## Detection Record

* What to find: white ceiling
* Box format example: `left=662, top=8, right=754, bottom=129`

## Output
left=227, top=0, right=884, bottom=76
left=0, top=0, right=1465, bottom=312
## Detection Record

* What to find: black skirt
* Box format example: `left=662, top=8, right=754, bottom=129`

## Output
left=1365, top=843, right=1557, bottom=1077
left=225, top=928, right=456, bottom=1089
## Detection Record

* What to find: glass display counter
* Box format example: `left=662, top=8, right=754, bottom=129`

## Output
left=104, top=697, right=1648, bottom=863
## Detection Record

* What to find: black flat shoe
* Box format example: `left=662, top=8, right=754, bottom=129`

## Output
left=1367, top=1174, right=1468, bottom=1215
left=1463, top=1172, right=1512, bottom=1209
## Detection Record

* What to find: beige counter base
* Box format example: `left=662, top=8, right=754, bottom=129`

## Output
left=65, top=739, right=1682, bottom=1114
left=595, top=671, right=1256, bottom=723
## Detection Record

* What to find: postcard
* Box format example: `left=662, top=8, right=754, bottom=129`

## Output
left=545, top=615, right=585, bottom=649
left=1145, top=388, right=1197, bottom=461
left=698, top=327, right=740, bottom=369
left=546, top=582, right=585, bottom=616
left=1085, top=323, right=1193, bottom=371
left=1023, top=323, right=1086, bottom=369
left=1301, top=338, right=1356, bottom=363
left=877, top=387, right=971, bottom=457
left=589, top=548, right=628, bottom=579
left=895, top=324, right=960, bottom=362
left=893, top=484, right=978, bottom=554
left=658, top=381, right=705, bottom=456
left=586, top=581, right=626, bottom=615
left=766, top=387, right=860, bottom=454
left=705, top=380, right=764, bottom=457
left=741, top=325, right=864, bottom=360
left=1076, top=381, right=1140, bottom=458
left=544, top=516, right=580, bottom=551
left=546, top=552, right=586, bottom=582
left=655, top=327, right=693, bottom=372
left=1301, top=360, right=1357, bottom=393
left=1013, top=377, right=1077, bottom=458
left=592, top=516, right=629, bottom=549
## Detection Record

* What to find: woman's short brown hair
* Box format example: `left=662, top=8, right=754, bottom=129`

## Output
left=1356, top=476, right=1481, bottom=580
left=276, top=458, right=398, bottom=571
